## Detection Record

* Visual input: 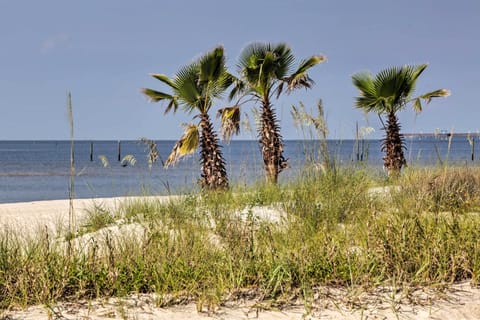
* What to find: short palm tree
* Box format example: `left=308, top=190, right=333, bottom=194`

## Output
left=142, top=46, right=232, bottom=190
left=352, top=64, right=450, bottom=176
left=225, top=42, right=325, bottom=184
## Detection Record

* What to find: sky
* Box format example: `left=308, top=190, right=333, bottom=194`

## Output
left=0, top=0, right=479, bottom=140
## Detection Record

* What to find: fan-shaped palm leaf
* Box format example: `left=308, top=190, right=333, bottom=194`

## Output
left=237, top=43, right=295, bottom=93
left=198, top=46, right=225, bottom=85
left=272, top=43, right=295, bottom=78
left=173, top=63, right=203, bottom=112
left=353, top=64, right=429, bottom=114
left=372, top=66, right=410, bottom=113
left=204, top=72, right=232, bottom=104
left=352, top=72, right=378, bottom=112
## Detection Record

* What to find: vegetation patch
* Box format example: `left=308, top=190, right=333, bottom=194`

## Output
left=1, top=167, right=479, bottom=311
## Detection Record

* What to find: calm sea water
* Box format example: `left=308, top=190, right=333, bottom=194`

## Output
left=0, top=137, right=477, bottom=203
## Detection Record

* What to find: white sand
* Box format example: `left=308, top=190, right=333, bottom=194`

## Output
left=0, top=196, right=178, bottom=234
left=1, top=197, right=480, bottom=319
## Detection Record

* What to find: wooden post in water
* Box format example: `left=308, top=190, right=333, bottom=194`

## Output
left=117, top=140, right=121, bottom=162
left=355, top=122, right=359, bottom=161
left=360, top=138, right=364, bottom=161
left=472, top=138, right=475, bottom=162
left=90, top=142, right=94, bottom=162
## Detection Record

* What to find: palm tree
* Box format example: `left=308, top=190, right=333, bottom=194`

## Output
left=352, top=64, right=450, bottom=176
left=142, top=46, right=232, bottom=190
left=225, top=42, right=325, bottom=184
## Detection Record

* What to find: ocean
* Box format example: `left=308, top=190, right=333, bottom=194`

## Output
left=0, top=137, right=477, bottom=203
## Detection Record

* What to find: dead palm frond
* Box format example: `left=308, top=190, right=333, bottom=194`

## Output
left=165, top=123, right=199, bottom=168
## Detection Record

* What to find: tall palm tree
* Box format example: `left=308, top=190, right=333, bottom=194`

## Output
left=352, top=64, right=450, bottom=176
left=225, top=42, right=325, bottom=184
left=142, top=46, right=232, bottom=190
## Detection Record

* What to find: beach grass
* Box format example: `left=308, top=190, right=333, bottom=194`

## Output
left=1, top=166, right=480, bottom=310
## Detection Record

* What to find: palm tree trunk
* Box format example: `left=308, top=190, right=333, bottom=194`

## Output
left=199, top=113, right=229, bottom=190
left=259, top=100, right=288, bottom=184
left=382, top=112, right=406, bottom=177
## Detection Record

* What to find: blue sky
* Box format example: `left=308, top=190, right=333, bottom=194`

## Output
left=0, top=0, right=478, bottom=140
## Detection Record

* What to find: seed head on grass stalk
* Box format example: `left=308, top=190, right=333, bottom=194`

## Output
left=291, top=99, right=332, bottom=172
left=67, top=91, right=75, bottom=238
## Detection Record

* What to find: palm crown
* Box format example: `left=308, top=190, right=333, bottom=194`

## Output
left=143, top=46, right=232, bottom=115
left=233, top=43, right=325, bottom=101
left=352, top=64, right=450, bottom=115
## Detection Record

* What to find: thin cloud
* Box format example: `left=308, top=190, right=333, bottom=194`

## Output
left=40, top=33, right=71, bottom=54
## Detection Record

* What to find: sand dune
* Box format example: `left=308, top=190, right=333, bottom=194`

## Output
left=1, top=197, right=479, bottom=319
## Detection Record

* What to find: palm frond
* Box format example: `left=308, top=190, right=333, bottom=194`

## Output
left=373, top=66, right=408, bottom=109
left=296, top=55, right=327, bottom=75
left=410, top=64, right=428, bottom=83
left=142, top=88, right=173, bottom=102
left=237, top=42, right=267, bottom=73
left=207, top=72, right=233, bottom=101
left=412, top=98, right=423, bottom=113
left=174, top=63, right=202, bottom=111
left=198, top=46, right=225, bottom=85
left=142, top=88, right=178, bottom=114
left=352, top=71, right=378, bottom=112
left=237, top=42, right=296, bottom=96
left=418, top=88, right=451, bottom=104
left=150, top=73, right=177, bottom=89
left=165, top=99, right=179, bottom=114
left=164, top=123, right=199, bottom=168
left=228, top=77, right=246, bottom=101
left=286, top=55, right=326, bottom=92
left=272, top=43, right=295, bottom=78
left=353, top=64, right=434, bottom=114
left=217, top=105, right=241, bottom=142
left=173, top=47, right=232, bottom=114
left=412, top=88, right=451, bottom=113
left=223, top=72, right=237, bottom=92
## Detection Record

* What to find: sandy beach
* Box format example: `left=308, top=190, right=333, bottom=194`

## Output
left=1, top=197, right=480, bottom=320
left=0, top=196, right=175, bottom=233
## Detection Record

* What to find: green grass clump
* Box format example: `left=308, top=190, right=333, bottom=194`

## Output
left=399, top=166, right=480, bottom=213
left=1, top=166, right=480, bottom=310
